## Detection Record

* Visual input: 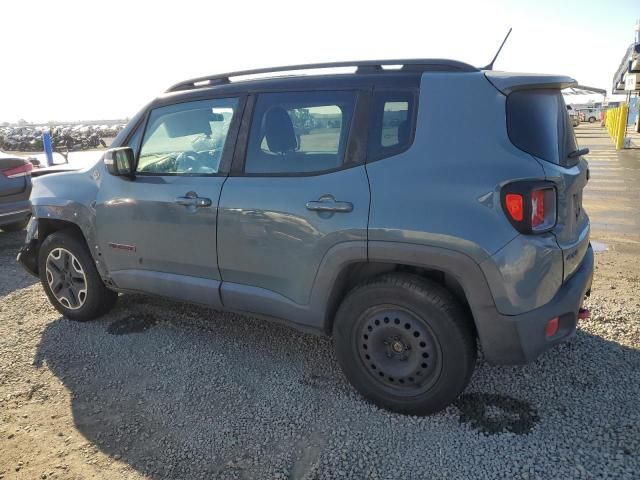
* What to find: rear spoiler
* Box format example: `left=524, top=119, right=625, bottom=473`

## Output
left=485, top=71, right=577, bottom=95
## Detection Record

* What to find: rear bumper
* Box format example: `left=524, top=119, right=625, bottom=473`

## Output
left=480, top=244, right=594, bottom=364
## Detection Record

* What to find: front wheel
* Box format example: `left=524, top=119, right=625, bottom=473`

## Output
left=38, top=229, right=117, bottom=321
left=333, top=274, right=476, bottom=415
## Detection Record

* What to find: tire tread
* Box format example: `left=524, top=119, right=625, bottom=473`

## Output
left=333, top=272, right=477, bottom=415
left=38, top=229, right=117, bottom=321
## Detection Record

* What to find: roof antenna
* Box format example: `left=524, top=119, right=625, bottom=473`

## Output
left=482, top=27, right=512, bottom=70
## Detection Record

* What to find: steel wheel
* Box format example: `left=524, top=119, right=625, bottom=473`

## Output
left=45, top=247, right=88, bottom=310
left=357, top=306, right=443, bottom=395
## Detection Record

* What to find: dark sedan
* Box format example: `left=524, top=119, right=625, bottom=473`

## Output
left=0, top=151, right=32, bottom=231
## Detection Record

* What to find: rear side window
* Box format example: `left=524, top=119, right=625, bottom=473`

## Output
left=244, top=91, right=356, bottom=174
left=368, top=91, right=416, bottom=161
left=506, top=89, right=578, bottom=166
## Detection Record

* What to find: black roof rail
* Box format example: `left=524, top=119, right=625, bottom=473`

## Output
left=166, top=58, right=478, bottom=93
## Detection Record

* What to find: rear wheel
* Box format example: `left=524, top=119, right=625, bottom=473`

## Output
left=1, top=218, right=30, bottom=232
left=333, top=273, right=476, bottom=415
left=38, top=229, right=117, bottom=321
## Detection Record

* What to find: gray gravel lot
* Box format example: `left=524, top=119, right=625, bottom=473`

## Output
left=1, top=228, right=639, bottom=480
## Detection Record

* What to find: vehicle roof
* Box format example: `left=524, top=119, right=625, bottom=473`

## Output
left=153, top=58, right=478, bottom=107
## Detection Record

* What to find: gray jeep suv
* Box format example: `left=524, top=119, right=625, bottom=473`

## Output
left=18, top=59, right=593, bottom=415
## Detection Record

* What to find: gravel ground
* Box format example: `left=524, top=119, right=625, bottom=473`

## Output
left=0, top=227, right=639, bottom=480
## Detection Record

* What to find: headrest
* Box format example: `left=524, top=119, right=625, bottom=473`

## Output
left=264, top=107, right=297, bottom=153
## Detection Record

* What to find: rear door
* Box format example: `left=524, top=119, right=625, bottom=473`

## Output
left=506, top=88, right=590, bottom=280
left=217, top=90, right=370, bottom=317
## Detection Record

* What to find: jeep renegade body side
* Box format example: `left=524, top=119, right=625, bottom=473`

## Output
left=18, top=59, right=593, bottom=414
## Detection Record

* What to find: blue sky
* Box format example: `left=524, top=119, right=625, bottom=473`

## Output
left=1, top=0, right=638, bottom=122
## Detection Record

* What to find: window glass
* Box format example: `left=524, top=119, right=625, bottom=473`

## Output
left=368, top=91, right=415, bottom=160
left=245, top=91, right=356, bottom=174
left=507, top=89, right=577, bottom=166
left=138, top=98, right=237, bottom=175
left=381, top=101, right=409, bottom=147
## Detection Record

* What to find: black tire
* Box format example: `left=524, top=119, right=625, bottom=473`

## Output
left=333, top=273, right=476, bottom=415
left=588, top=117, right=596, bottom=123
left=1, top=218, right=30, bottom=232
left=38, top=229, right=117, bottom=321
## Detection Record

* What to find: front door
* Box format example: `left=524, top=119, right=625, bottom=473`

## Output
left=217, top=90, right=370, bottom=323
left=95, top=97, right=241, bottom=307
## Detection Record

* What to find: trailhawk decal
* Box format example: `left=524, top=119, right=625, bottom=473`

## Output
left=108, top=242, right=136, bottom=252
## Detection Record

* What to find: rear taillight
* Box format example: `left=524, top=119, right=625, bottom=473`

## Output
left=531, top=189, right=545, bottom=227
left=2, top=162, right=33, bottom=178
left=504, top=194, right=524, bottom=221
left=501, top=181, right=557, bottom=234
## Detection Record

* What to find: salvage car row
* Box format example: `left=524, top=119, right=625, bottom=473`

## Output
left=0, top=124, right=124, bottom=152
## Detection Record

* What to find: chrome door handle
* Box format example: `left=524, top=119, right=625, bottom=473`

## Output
left=306, top=198, right=353, bottom=213
left=175, top=193, right=212, bottom=208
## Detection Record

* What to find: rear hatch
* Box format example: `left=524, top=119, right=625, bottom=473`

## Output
left=486, top=72, right=590, bottom=281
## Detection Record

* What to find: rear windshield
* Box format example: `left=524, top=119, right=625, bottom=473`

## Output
left=506, top=89, right=578, bottom=166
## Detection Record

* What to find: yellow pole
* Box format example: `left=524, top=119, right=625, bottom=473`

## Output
left=615, top=103, right=628, bottom=150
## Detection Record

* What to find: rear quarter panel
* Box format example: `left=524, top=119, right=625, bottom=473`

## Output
left=366, top=71, right=562, bottom=314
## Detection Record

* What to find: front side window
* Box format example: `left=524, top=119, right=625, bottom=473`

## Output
left=138, top=98, right=238, bottom=175
left=244, top=91, right=356, bottom=174
left=368, top=91, right=416, bottom=161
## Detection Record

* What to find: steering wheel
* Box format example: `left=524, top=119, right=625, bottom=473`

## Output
left=175, top=151, right=201, bottom=173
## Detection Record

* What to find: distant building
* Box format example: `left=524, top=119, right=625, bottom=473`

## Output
left=611, top=19, right=640, bottom=131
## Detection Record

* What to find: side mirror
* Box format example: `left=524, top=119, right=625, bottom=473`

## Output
left=104, top=147, right=135, bottom=179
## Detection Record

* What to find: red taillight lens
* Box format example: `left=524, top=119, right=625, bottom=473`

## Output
left=505, top=193, right=524, bottom=221
left=531, top=189, right=545, bottom=227
left=2, top=162, right=33, bottom=178
left=501, top=182, right=557, bottom=234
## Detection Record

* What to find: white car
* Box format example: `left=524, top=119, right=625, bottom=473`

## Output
left=578, top=108, right=600, bottom=123
left=567, top=105, right=580, bottom=127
